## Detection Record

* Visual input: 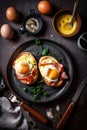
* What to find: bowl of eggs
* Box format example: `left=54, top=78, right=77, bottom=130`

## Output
left=52, top=9, right=82, bottom=37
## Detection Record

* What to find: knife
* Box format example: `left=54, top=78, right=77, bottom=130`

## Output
left=56, top=77, right=87, bottom=130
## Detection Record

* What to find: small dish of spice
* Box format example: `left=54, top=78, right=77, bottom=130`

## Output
left=25, top=17, right=39, bottom=33
left=20, top=9, right=43, bottom=35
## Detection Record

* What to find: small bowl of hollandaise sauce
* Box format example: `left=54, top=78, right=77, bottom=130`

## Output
left=52, top=9, right=82, bottom=37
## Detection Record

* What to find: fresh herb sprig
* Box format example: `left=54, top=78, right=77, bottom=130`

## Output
left=35, top=39, right=41, bottom=45
left=57, top=57, right=62, bottom=63
left=42, top=47, right=49, bottom=56
left=31, top=80, right=50, bottom=100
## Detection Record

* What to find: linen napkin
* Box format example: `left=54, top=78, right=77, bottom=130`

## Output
left=0, top=72, right=29, bottom=130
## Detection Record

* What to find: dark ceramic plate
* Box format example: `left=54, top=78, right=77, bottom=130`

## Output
left=7, top=39, right=73, bottom=103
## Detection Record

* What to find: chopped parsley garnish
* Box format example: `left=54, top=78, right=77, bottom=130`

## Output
left=28, top=60, right=30, bottom=64
left=30, top=80, right=50, bottom=100
left=43, top=91, right=50, bottom=96
left=35, top=39, right=41, bottom=45
left=57, top=113, right=62, bottom=120
left=57, top=57, right=62, bottom=63
left=23, top=87, right=28, bottom=92
left=37, top=79, right=44, bottom=84
left=42, top=47, right=49, bottom=56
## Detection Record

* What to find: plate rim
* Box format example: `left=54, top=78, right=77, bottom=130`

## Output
left=6, top=39, right=73, bottom=103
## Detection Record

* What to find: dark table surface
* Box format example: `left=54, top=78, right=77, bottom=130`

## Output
left=0, top=0, right=87, bottom=130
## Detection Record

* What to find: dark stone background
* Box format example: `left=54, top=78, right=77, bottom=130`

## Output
left=0, top=0, right=87, bottom=130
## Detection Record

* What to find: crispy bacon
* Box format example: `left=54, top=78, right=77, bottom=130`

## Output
left=61, top=71, right=68, bottom=79
left=39, top=61, right=68, bottom=80
left=16, top=74, right=33, bottom=84
left=39, top=62, right=63, bottom=73
left=39, top=56, right=69, bottom=87
left=53, top=62, right=63, bottom=73
left=16, top=68, right=37, bottom=84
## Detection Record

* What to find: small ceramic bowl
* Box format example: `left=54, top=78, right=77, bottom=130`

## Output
left=77, top=32, right=87, bottom=52
left=52, top=9, right=82, bottom=37
left=20, top=9, right=43, bottom=35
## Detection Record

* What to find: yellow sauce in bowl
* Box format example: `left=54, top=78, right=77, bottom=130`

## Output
left=57, top=14, right=77, bottom=35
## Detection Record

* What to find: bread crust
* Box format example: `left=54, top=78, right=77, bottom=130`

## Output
left=38, top=56, right=67, bottom=87
left=43, top=77, right=63, bottom=87
left=13, top=52, right=38, bottom=85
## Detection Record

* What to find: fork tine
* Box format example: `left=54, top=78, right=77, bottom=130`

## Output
left=8, top=93, right=14, bottom=100
left=6, top=92, right=18, bottom=103
left=9, top=95, right=13, bottom=100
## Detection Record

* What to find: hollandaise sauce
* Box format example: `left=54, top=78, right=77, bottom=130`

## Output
left=57, top=14, right=77, bottom=35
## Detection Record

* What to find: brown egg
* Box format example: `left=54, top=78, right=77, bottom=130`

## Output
left=37, top=0, right=52, bottom=15
left=0, top=24, right=14, bottom=39
left=6, top=7, right=19, bottom=22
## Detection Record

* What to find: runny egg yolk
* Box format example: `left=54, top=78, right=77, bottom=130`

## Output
left=47, top=69, right=58, bottom=79
left=18, top=62, right=30, bottom=75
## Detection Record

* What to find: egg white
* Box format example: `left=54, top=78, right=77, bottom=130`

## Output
left=15, top=61, right=32, bottom=76
left=13, top=52, right=36, bottom=76
left=40, top=65, right=59, bottom=82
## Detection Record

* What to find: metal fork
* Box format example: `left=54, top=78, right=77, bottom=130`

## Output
left=8, top=93, right=36, bottom=128
left=8, top=92, right=48, bottom=124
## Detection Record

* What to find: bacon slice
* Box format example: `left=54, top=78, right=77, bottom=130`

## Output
left=15, top=68, right=38, bottom=84
left=16, top=74, right=33, bottom=83
left=39, top=56, right=68, bottom=87
left=61, top=71, right=68, bottom=79
left=39, top=62, right=63, bottom=74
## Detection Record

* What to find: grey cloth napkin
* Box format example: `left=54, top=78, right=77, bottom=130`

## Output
left=0, top=96, right=29, bottom=130
left=0, top=71, right=29, bottom=130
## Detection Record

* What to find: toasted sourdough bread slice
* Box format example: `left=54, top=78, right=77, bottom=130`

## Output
left=38, top=56, right=68, bottom=87
left=13, top=52, right=38, bottom=85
